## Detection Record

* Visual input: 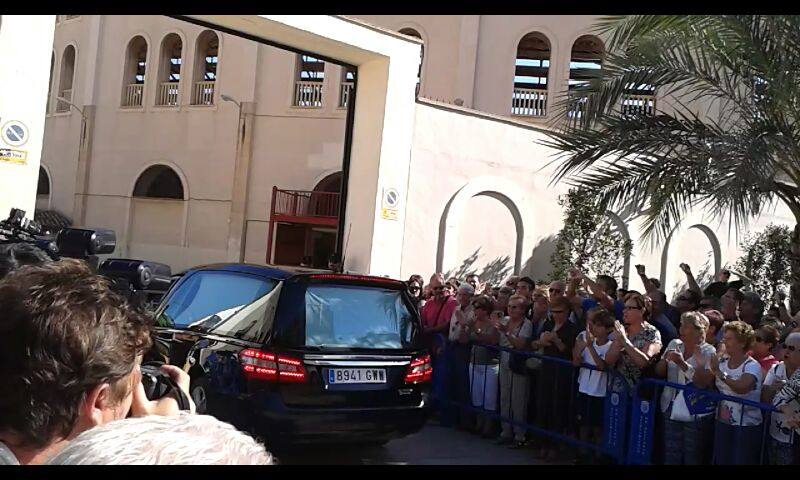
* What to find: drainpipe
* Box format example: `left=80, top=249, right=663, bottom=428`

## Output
left=71, top=104, right=96, bottom=226
left=226, top=101, right=255, bottom=262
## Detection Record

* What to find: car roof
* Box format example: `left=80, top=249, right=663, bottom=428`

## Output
left=178, top=263, right=404, bottom=285
left=178, top=263, right=329, bottom=280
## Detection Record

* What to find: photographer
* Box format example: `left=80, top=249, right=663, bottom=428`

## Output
left=0, top=259, right=193, bottom=465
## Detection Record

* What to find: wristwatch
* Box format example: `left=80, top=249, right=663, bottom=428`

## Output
left=716, top=370, right=728, bottom=382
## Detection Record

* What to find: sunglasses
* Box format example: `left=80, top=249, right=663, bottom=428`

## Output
left=699, top=303, right=714, bottom=309
left=432, top=286, right=445, bottom=291
left=677, top=296, right=691, bottom=302
left=755, top=336, right=765, bottom=343
left=548, top=288, right=561, bottom=293
left=409, top=286, right=420, bottom=291
left=508, top=304, right=524, bottom=310
left=782, top=344, right=797, bottom=352
left=624, top=305, right=642, bottom=311
left=551, top=310, right=566, bottom=314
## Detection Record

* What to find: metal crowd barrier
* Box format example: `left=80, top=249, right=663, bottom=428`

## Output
left=431, top=337, right=787, bottom=465
left=627, top=377, right=780, bottom=465
left=430, top=337, right=631, bottom=464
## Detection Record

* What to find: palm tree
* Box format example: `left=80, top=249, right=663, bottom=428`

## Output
left=536, top=15, right=800, bottom=313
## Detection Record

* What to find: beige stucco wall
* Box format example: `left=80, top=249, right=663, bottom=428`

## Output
left=36, top=15, right=798, bottom=287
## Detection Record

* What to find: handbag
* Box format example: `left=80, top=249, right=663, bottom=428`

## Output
left=507, top=323, right=528, bottom=374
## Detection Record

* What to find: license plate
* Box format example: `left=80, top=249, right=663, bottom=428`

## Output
left=328, top=368, right=387, bottom=384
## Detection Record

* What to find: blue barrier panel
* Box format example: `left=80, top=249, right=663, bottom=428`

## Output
left=432, top=340, right=631, bottom=464
left=603, top=374, right=629, bottom=463
left=628, top=377, right=779, bottom=465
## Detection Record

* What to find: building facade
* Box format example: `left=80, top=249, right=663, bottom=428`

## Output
left=39, top=15, right=794, bottom=297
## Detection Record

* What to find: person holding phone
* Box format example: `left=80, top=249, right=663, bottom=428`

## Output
left=493, top=295, right=532, bottom=448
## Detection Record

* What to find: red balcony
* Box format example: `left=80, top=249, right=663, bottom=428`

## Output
left=270, top=187, right=340, bottom=227
left=266, top=187, right=341, bottom=266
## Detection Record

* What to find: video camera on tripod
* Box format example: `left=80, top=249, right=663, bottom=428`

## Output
left=1, top=208, right=173, bottom=311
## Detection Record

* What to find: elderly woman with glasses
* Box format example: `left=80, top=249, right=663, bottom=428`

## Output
left=491, top=294, right=533, bottom=448
left=462, top=295, right=501, bottom=437
left=606, top=292, right=663, bottom=388
left=762, top=332, right=800, bottom=465
left=708, top=321, right=764, bottom=465
left=531, top=295, right=578, bottom=460
left=654, top=311, right=717, bottom=465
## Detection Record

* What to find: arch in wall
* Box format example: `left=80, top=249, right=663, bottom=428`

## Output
left=127, top=163, right=189, bottom=265
left=121, top=35, right=148, bottom=107
left=156, top=32, right=184, bottom=106
left=398, top=27, right=424, bottom=93
left=191, top=30, right=219, bottom=105
left=437, top=176, right=535, bottom=275
left=603, top=211, right=632, bottom=288
left=47, top=51, right=55, bottom=113
left=56, top=44, right=77, bottom=112
left=512, top=31, right=552, bottom=117
left=132, top=164, right=186, bottom=200
left=659, top=221, right=722, bottom=296
left=36, top=165, right=51, bottom=211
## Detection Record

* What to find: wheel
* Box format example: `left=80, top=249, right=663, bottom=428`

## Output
left=190, top=377, right=209, bottom=414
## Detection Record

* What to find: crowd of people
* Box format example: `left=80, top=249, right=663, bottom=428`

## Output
left=408, top=264, right=800, bottom=465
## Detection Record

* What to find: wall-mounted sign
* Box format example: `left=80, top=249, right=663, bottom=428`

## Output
left=0, top=148, right=28, bottom=165
left=381, top=187, right=399, bottom=221
left=1, top=120, right=30, bottom=148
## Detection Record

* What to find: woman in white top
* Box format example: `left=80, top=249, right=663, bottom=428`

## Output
left=708, top=320, right=764, bottom=465
left=654, top=311, right=717, bottom=465
left=571, top=306, right=614, bottom=464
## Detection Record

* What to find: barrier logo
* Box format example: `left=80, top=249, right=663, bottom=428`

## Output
left=2, top=120, right=29, bottom=147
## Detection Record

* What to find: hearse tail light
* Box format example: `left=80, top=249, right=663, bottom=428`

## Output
left=403, top=353, right=432, bottom=384
left=239, top=349, right=307, bottom=383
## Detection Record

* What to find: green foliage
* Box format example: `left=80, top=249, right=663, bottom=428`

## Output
left=733, top=224, right=792, bottom=300
left=534, top=15, right=800, bottom=249
left=548, top=188, right=633, bottom=284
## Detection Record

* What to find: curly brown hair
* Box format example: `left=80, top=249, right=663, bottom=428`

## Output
left=723, top=320, right=756, bottom=350
left=0, top=259, right=153, bottom=448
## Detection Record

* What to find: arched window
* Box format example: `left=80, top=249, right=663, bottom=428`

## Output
left=156, top=33, right=182, bottom=106
left=56, top=45, right=76, bottom=113
left=191, top=30, right=219, bottom=105
left=37, top=167, right=51, bottom=196
left=339, top=66, right=356, bottom=109
left=47, top=52, right=55, bottom=113
left=133, top=165, right=184, bottom=200
left=568, top=35, right=604, bottom=119
left=511, top=32, right=550, bottom=117
left=121, top=36, right=147, bottom=107
left=36, top=166, right=51, bottom=211
left=293, top=54, right=325, bottom=108
left=399, top=28, right=423, bottom=94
